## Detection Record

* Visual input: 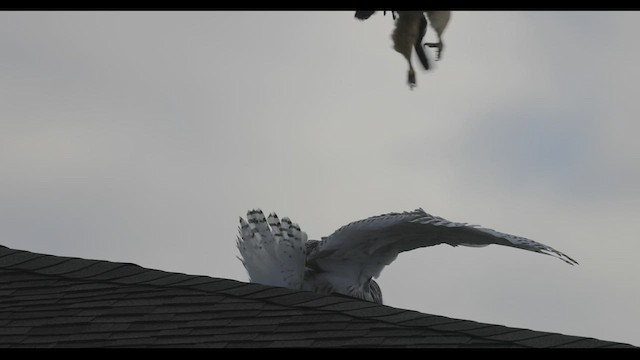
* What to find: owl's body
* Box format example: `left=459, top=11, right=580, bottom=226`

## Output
left=236, top=208, right=577, bottom=304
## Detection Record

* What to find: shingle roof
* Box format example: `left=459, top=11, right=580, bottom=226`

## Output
left=0, top=244, right=635, bottom=348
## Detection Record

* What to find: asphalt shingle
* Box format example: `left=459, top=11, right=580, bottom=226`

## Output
left=243, top=287, right=297, bottom=300
left=0, top=252, right=45, bottom=267
left=217, top=283, right=269, bottom=297
left=268, top=291, right=328, bottom=306
left=62, top=262, right=128, bottom=279
left=375, top=310, right=428, bottom=324
left=399, top=314, right=461, bottom=327
left=10, top=255, right=70, bottom=271
left=517, top=333, right=588, bottom=348
left=267, top=339, right=315, bottom=348
left=462, top=325, right=522, bottom=337
left=295, top=296, right=352, bottom=308
left=141, top=273, right=194, bottom=286
left=487, top=329, right=550, bottom=342
left=191, top=280, right=247, bottom=293
left=430, top=320, right=488, bottom=332
left=309, top=338, right=352, bottom=347
left=0, top=327, right=30, bottom=335
left=34, top=258, right=97, bottom=276
left=189, top=324, right=277, bottom=336
left=116, top=270, right=173, bottom=284
left=345, top=305, right=405, bottom=318
left=0, top=245, right=14, bottom=257
left=275, top=321, right=350, bottom=332
left=345, top=337, right=386, bottom=347
left=381, top=336, right=471, bottom=346
left=168, top=276, right=218, bottom=287
left=125, top=322, right=186, bottom=332
left=554, top=337, right=619, bottom=348
left=89, top=265, right=147, bottom=281
left=318, top=300, right=380, bottom=312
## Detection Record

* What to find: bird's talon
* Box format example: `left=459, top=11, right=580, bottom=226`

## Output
left=423, top=42, right=443, bottom=61
left=408, top=71, right=416, bottom=89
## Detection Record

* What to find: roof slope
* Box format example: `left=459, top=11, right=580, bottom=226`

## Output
left=0, top=244, right=634, bottom=348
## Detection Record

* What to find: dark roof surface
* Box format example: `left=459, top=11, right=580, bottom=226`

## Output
left=0, top=244, right=635, bottom=348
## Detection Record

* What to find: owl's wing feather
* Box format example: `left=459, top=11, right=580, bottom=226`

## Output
left=306, top=208, right=577, bottom=289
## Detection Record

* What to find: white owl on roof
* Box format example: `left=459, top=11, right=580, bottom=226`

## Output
left=236, top=208, right=577, bottom=304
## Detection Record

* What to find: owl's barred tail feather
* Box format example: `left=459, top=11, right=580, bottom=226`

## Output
left=236, top=209, right=307, bottom=289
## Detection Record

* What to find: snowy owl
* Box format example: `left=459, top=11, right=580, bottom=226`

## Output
left=236, top=208, right=577, bottom=304
left=355, top=10, right=451, bottom=89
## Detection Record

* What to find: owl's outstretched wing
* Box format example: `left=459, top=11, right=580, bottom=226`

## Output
left=306, top=208, right=577, bottom=290
left=236, top=209, right=307, bottom=289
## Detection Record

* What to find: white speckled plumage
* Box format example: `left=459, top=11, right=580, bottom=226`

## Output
left=236, top=208, right=577, bottom=304
left=236, top=209, right=306, bottom=289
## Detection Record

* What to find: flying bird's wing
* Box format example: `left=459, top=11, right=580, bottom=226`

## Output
left=236, top=209, right=307, bottom=289
left=355, top=10, right=398, bottom=21
left=414, top=14, right=430, bottom=70
left=306, top=208, right=577, bottom=291
left=354, top=11, right=376, bottom=20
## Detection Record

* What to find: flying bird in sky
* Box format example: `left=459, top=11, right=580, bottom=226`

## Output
left=236, top=208, right=577, bottom=304
left=355, top=10, right=451, bottom=89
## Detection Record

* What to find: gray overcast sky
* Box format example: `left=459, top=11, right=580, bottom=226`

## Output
left=1, top=11, right=639, bottom=346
